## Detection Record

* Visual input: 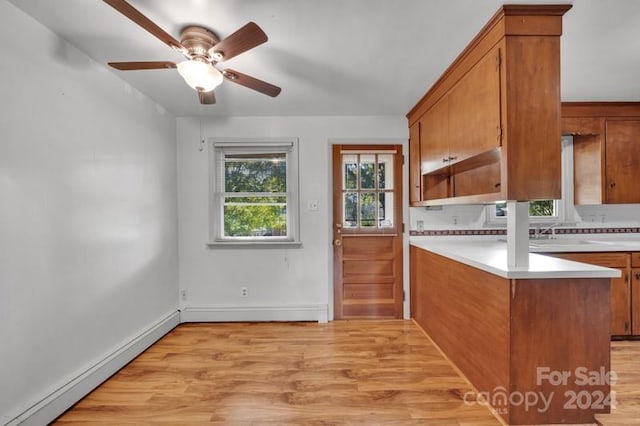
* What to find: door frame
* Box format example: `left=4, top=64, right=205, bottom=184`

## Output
left=327, top=138, right=409, bottom=321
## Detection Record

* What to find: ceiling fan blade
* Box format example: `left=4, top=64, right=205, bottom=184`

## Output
left=198, top=90, right=216, bottom=105
left=109, top=61, right=177, bottom=70
left=103, top=0, right=186, bottom=53
left=223, top=69, right=281, bottom=97
left=209, top=22, right=268, bottom=62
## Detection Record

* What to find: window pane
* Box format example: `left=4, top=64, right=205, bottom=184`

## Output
left=361, top=192, right=376, bottom=227
left=494, top=200, right=556, bottom=217
left=530, top=200, right=555, bottom=217
left=343, top=159, right=358, bottom=190
left=224, top=153, right=286, bottom=193
left=359, top=155, right=376, bottom=189
left=343, top=192, right=358, bottom=228
left=223, top=204, right=287, bottom=237
left=378, top=154, right=394, bottom=190
left=378, top=192, right=394, bottom=228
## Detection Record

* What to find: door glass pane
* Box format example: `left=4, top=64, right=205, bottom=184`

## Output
left=379, top=192, right=394, bottom=228
left=378, top=154, right=394, bottom=190
left=361, top=192, right=376, bottom=227
left=343, top=192, right=358, bottom=228
left=343, top=155, right=358, bottom=190
left=360, top=155, right=376, bottom=189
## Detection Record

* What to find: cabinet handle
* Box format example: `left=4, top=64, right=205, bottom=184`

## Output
left=636, top=272, right=640, bottom=280
left=609, top=182, right=616, bottom=188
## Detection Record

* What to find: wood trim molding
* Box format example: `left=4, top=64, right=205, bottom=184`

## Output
left=562, top=101, right=640, bottom=118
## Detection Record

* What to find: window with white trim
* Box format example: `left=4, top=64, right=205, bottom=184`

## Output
left=485, top=136, right=576, bottom=225
left=209, top=139, right=300, bottom=245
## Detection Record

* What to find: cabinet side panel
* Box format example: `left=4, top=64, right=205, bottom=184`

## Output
left=414, top=249, right=510, bottom=415
left=504, top=36, right=561, bottom=201
left=510, top=278, right=611, bottom=424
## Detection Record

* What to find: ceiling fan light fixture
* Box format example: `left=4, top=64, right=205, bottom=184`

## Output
left=176, top=60, right=223, bottom=92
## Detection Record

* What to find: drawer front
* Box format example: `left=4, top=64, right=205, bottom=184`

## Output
left=632, top=252, right=640, bottom=268
left=545, top=252, right=629, bottom=268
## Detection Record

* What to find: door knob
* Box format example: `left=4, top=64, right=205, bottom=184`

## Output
left=334, top=239, right=342, bottom=246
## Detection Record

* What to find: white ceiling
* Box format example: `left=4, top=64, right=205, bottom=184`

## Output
left=8, top=0, right=640, bottom=117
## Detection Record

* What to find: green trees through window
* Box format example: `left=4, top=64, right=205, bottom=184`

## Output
left=223, top=153, right=288, bottom=237
left=495, top=200, right=556, bottom=217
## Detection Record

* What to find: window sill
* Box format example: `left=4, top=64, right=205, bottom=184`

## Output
left=207, top=240, right=303, bottom=249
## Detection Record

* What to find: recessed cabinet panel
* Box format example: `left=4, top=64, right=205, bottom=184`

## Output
left=448, top=47, right=501, bottom=163
left=605, top=120, right=640, bottom=204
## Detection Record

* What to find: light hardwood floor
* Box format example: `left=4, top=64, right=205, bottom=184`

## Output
left=54, top=321, right=639, bottom=425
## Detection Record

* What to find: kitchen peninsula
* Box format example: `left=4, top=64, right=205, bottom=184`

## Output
left=406, top=4, right=622, bottom=425
left=410, top=239, right=619, bottom=425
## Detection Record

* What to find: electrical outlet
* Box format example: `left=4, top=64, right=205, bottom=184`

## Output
left=180, top=289, right=187, bottom=301
left=240, top=287, right=248, bottom=297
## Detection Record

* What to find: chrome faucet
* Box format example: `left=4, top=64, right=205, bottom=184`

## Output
left=532, top=223, right=561, bottom=239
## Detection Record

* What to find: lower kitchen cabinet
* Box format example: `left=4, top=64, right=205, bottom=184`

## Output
left=545, top=251, right=640, bottom=337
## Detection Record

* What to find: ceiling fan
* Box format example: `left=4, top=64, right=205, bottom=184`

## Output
left=102, top=0, right=281, bottom=105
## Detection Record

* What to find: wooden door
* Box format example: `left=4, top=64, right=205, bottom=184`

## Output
left=332, top=145, right=403, bottom=319
left=606, top=120, right=640, bottom=203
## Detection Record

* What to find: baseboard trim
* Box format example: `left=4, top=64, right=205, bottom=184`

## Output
left=5, top=310, right=180, bottom=426
left=180, top=304, right=329, bottom=323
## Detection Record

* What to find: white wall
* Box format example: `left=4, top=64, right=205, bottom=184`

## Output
left=0, top=1, right=179, bottom=423
left=177, top=116, right=407, bottom=321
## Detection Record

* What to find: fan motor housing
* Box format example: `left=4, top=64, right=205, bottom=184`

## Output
left=180, top=26, right=219, bottom=60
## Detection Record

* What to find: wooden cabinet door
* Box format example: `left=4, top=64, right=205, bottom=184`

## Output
left=409, top=122, right=421, bottom=205
left=448, top=47, right=501, bottom=163
left=605, top=120, right=640, bottom=203
left=420, top=96, right=449, bottom=174
left=633, top=268, right=640, bottom=335
left=611, top=268, right=631, bottom=336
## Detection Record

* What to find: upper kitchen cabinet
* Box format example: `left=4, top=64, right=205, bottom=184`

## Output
left=407, top=5, right=571, bottom=206
left=562, top=102, right=640, bottom=204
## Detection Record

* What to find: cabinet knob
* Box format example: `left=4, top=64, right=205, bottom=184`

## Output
left=448, top=156, right=457, bottom=161
left=442, top=158, right=450, bottom=163
left=636, top=272, right=640, bottom=280
left=609, top=182, right=617, bottom=188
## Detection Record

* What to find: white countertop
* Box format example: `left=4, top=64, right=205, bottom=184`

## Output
left=410, top=237, right=622, bottom=279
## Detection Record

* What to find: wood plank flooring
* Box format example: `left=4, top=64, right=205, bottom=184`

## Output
left=54, top=321, right=640, bottom=425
